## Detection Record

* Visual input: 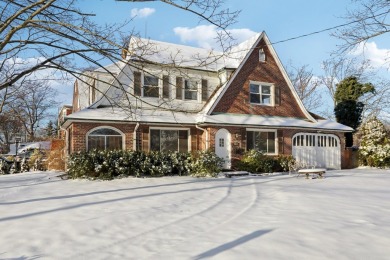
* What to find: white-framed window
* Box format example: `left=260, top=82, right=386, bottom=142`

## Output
left=150, top=128, right=190, bottom=152
left=143, top=75, right=159, bottom=98
left=246, top=129, right=277, bottom=154
left=249, top=82, right=273, bottom=105
left=87, top=126, right=124, bottom=151
left=184, top=79, right=198, bottom=100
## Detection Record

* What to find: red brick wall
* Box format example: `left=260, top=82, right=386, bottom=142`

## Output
left=212, top=38, right=308, bottom=119
left=206, top=126, right=348, bottom=168
left=69, top=123, right=203, bottom=153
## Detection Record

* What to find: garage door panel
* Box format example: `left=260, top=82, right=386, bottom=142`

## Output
left=292, top=133, right=341, bottom=170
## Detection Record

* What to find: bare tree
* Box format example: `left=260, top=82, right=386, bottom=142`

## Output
left=1, top=0, right=240, bottom=116
left=7, top=80, right=59, bottom=141
left=287, top=64, right=322, bottom=112
left=360, top=78, right=390, bottom=124
left=0, top=0, right=123, bottom=87
left=334, top=0, right=390, bottom=54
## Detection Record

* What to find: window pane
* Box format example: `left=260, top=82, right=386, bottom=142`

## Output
left=262, top=95, right=271, bottom=104
left=106, top=136, right=122, bottom=150
left=185, top=80, right=197, bottom=90
left=250, top=93, right=260, bottom=103
left=90, top=128, right=121, bottom=135
left=150, top=130, right=160, bottom=151
left=144, top=75, right=158, bottom=86
left=262, top=85, right=271, bottom=94
left=179, top=130, right=188, bottom=152
left=88, top=136, right=105, bottom=151
left=268, top=132, right=275, bottom=153
left=144, top=86, right=159, bottom=97
left=185, top=90, right=197, bottom=100
left=160, top=130, right=178, bottom=152
left=250, top=84, right=259, bottom=93
left=247, top=131, right=254, bottom=150
left=256, top=132, right=268, bottom=152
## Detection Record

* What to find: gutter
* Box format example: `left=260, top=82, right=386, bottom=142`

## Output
left=133, top=122, right=140, bottom=150
left=196, top=125, right=209, bottom=150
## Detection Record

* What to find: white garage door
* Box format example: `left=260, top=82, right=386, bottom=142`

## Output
left=292, top=133, right=341, bottom=169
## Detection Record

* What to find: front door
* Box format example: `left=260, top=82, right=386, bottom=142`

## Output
left=215, top=128, right=231, bottom=169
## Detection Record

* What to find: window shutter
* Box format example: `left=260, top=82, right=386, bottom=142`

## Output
left=142, top=127, right=149, bottom=152
left=176, top=77, right=183, bottom=99
left=241, top=128, right=247, bottom=151
left=134, top=71, right=141, bottom=96
left=163, top=75, right=170, bottom=99
left=274, top=85, right=281, bottom=106
left=191, top=128, right=197, bottom=151
left=201, top=79, right=208, bottom=101
left=277, top=129, right=284, bottom=154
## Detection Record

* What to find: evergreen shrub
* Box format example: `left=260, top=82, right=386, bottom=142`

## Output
left=67, top=149, right=222, bottom=180
left=236, top=150, right=294, bottom=173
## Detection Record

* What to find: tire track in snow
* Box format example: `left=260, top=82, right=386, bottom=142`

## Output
left=65, top=178, right=236, bottom=259
left=206, top=177, right=258, bottom=232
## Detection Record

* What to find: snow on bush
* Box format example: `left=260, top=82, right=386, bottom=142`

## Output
left=237, top=150, right=295, bottom=173
left=359, top=117, right=390, bottom=168
left=67, top=149, right=223, bottom=179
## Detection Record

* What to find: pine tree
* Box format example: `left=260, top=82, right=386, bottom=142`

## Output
left=45, top=121, right=55, bottom=138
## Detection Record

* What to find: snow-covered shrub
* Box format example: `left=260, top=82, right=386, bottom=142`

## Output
left=237, top=150, right=275, bottom=173
left=67, top=150, right=206, bottom=179
left=29, top=149, right=48, bottom=171
left=190, top=150, right=223, bottom=177
left=359, top=117, right=390, bottom=168
left=67, top=151, right=95, bottom=178
left=237, top=150, right=294, bottom=173
left=170, top=152, right=192, bottom=176
left=276, top=155, right=296, bottom=172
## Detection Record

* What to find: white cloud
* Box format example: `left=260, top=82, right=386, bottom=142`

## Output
left=173, top=25, right=257, bottom=50
left=130, top=8, right=155, bottom=19
left=349, top=41, right=389, bottom=68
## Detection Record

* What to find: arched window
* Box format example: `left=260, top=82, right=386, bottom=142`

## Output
left=87, top=127, right=123, bottom=151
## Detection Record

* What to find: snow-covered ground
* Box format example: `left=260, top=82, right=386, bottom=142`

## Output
left=1, top=169, right=390, bottom=259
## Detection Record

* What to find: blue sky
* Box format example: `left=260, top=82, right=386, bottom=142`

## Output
left=64, top=0, right=389, bottom=109
left=76, top=0, right=389, bottom=71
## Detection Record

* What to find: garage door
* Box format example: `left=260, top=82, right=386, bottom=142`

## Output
left=292, top=133, right=341, bottom=169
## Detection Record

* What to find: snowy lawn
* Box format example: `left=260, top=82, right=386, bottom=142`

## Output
left=1, top=168, right=390, bottom=260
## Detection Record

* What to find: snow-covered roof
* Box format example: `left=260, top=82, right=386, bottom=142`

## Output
left=93, top=60, right=125, bottom=74
left=128, top=35, right=259, bottom=71
left=64, top=107, right=353, bottom=132
left=201, top=113, right=353, bottom=132
left=64, top=107, right=198, bottom=125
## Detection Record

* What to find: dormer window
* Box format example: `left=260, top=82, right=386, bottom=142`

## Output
left=143, top=75, right=159, bottom=98
left=184, top=79, right=198, bottom=100
left=259, top=48, right=266, bottom=62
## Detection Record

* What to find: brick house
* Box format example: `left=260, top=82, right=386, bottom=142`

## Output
left=61, top=32, right=352, bottom=169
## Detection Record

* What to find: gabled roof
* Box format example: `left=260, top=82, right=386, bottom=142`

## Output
left=205, top=31, right=316, bottom=123
left=64, top=32, right=353, bottom=133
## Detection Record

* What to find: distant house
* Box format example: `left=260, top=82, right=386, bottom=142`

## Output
left=60, top=32, right=352, bottom=169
